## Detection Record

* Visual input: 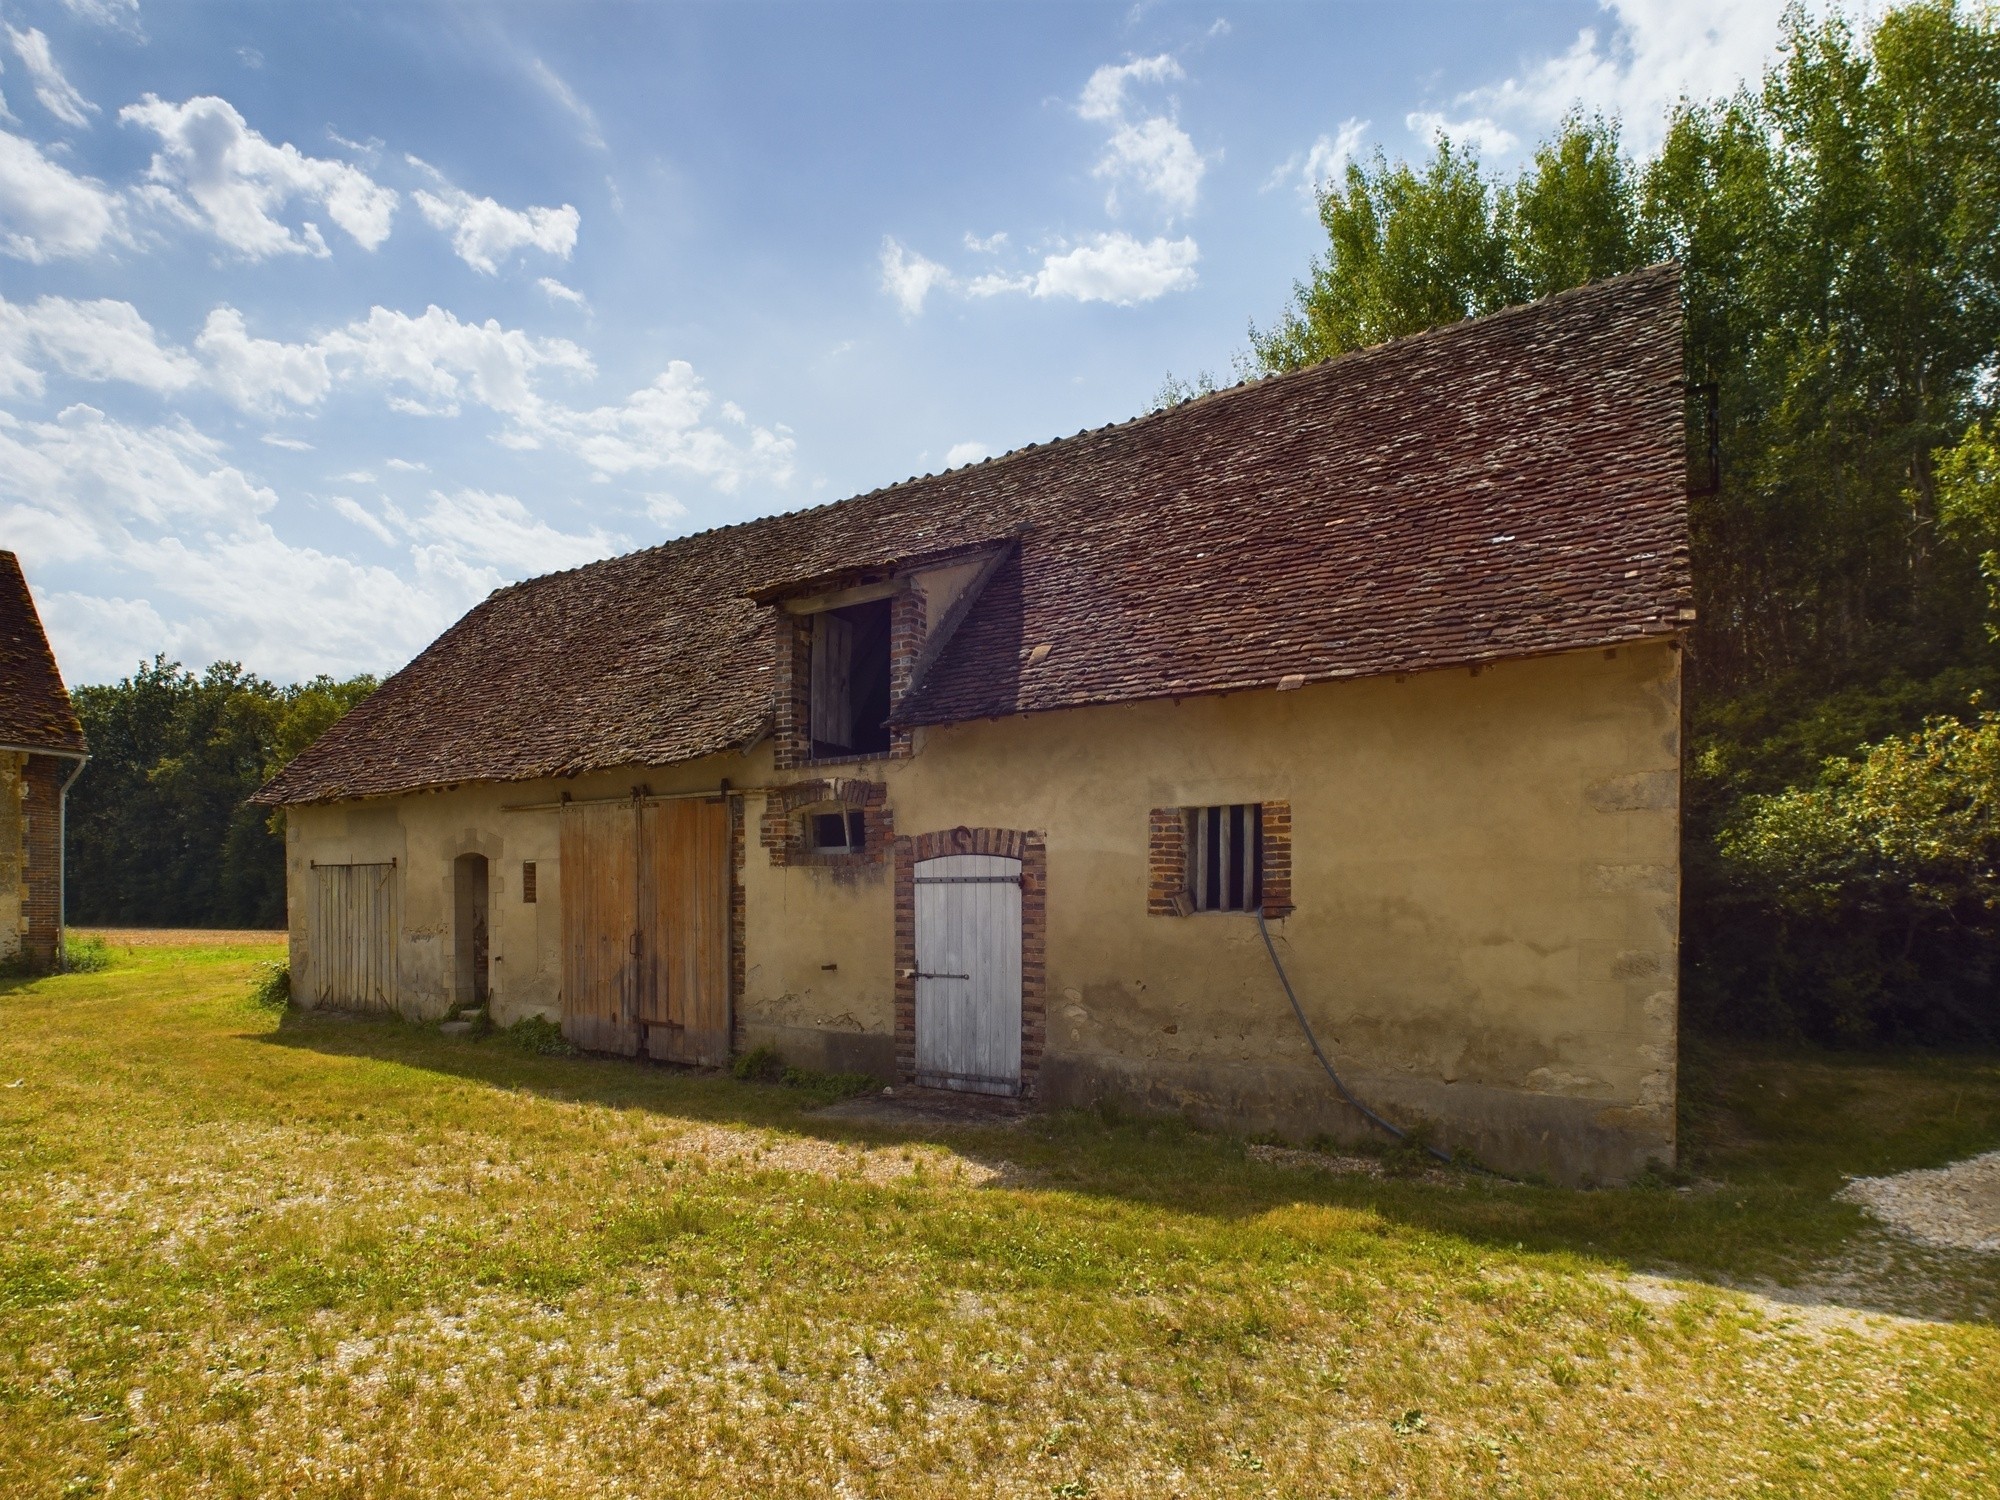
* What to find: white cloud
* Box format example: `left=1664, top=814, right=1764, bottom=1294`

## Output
left=58, top=0, right=142, bottom=36
left=643, top=492, right=687, bottom=525
left=409, top=158, right=579, bottom=274
left=7, top=27, right=98, bottom=128
left=195, top=306, right=333, bottom=412
left=529, top=58, right=605, bottom=151
left=517, top=362, right=796, bottom=489
left=121, top=94, right=397, bottom=258
left=539, top=276, right=588, bottom=308
left=1405, top=110, right=1518, bottom=158
left=880, top=236, right=953, bottom=316
left=393, top=487, right=623, bottom=575
left=0, top=128, right=125, bottom=260
left=319, top=303, right=592, bottom=418
left=963, top=230, right=1008, bottom=253
left=261, top=434, right=312, bottom=451
left=0, top=403, right=590, bottom=681
left=1078, top=55, right=1204, bottom=218
left=1457, top=0, right=1805, bottom=153
left=944, top=441, right=989, bottom=467
left=331, top=494, right=395, bottom=545
left=1269, top=118, right=1369, bottom=201
left=1032, top=233, right=1198, bottom=305
left=386, top=456, right=427, bottom=472
left=0, top=294, right=198, bottom=396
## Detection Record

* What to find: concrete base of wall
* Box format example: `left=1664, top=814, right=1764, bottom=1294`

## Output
left=741, top=1022, right=897, bottom=1082
left=1038, top=1052, right=1673, bottom=1187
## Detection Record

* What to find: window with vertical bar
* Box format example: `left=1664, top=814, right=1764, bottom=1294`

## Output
left=1185, top=804, right=1263, bottom=912
left=521, top=861, right=537, bottom=903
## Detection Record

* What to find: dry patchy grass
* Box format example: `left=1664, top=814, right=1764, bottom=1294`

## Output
left=0, top=945, right=1995, bottom=1497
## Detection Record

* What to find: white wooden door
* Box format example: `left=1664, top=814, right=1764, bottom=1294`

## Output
left=309, top=862, right=397, bottom=1011
left=914, top=853, right=1022, bottom=1095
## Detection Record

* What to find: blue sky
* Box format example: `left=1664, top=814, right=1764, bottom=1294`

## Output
left=0, top=0, right=1801, bottom=684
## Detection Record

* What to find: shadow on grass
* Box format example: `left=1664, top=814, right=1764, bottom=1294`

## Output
left=254, top=1009, right=2000, bottom=1327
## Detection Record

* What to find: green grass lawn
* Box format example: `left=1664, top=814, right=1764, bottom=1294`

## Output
left=1, top=944, right=1996, bottom=1497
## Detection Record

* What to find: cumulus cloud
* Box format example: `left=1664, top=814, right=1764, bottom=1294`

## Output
left=539, top=276, right=588, bottom=308
left=1453, top=0, right=1806, bottom=153
left=121, top=94, right=397, bottom=257
left=58, top=0, right=142, bottom=35
left=880, top=236, right=953, bottom=316
left=943, top=441, right=989, bottom=467
left=1078, top=54, right=1204, bottom=218
left=319, top=303, right=592, bottom=418
left=0, top=295, right=199, bottom=396
left=515, top=362, right=797, bottom=489
left=409, top=158, right=579, bottom=274
left=1269, top=118, right=1369, bottom=202
left=0, top=129, right=125, bottom=260
left=8, top=27, right=98, bottom=128
left=1031, top=233, right=1198, bottom=305
left=194, top=306, right=333, bottom=412
left=0, top=402, right=615, bottom=680
left=1405, top=110, right=1518, bottom=158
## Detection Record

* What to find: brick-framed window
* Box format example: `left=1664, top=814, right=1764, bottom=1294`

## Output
left=772, top=588, right=923, bottom=771
left=1149, top=800, right=1292, bottom=919
left=892, top=826, right=1047, bottom=1097
left=759, top=778, right=893, bottom=868
left=521, top=861, right=538, bottom=903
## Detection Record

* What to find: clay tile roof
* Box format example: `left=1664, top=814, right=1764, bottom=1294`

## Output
left=0, top=551, right=86, bottom=757
left=256, top=266, right=1690, bottom=807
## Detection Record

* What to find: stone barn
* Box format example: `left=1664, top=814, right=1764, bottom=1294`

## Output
left=0, top=550, right=87, bottom=972
left=257, top=267, right=1692, bottom=1183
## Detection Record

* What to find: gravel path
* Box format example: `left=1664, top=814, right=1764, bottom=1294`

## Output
left=1840, top=1149, right=2000, bottom=1254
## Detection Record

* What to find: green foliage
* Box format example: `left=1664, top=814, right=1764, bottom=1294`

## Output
left=66, top=658, right=375, bottom=928
left=504, top=1015, right=578, bottom=1056
left=247, top=961, right=291, bottom=1013
left=730, top=1044, right=787, bottom=1083
left=1249, top=1, right=2000, bottom=1042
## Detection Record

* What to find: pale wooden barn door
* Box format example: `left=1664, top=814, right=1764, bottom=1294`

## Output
left=913, top=853, right=1022, bottom=1095
left=309, top=862, right=397, bottom=1011
left=559, top=801, right=641, bottom=1055
left=638, top=798, right=732, bottom=1065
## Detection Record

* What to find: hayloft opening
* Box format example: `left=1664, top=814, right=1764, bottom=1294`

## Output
left=810, top=808, right=868, bottom=855
left=809, top=597, right=892, bottom=758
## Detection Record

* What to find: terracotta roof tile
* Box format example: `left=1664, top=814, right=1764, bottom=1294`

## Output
left=256, top=266, right=1689, bottom=806
left=0, top=551, right=85, bottom=757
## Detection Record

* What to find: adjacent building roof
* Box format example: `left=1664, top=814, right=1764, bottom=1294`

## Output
left=256, top=265, right=1691, bottom=807
left=0, top=551, right=86, bottom=757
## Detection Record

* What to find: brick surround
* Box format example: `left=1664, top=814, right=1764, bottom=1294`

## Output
left=772, top=586, right=921, bottom=772
left=729, top=793, right=747, bottom=1053
left=759, top=778, right=893, bottom=868
left=1147, top=800, right=1293, bottom=920
left=892, top=827, right=1047, bottom=1097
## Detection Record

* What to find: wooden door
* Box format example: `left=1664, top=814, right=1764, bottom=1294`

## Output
left=639, top=797, right=732, bottom=1065
left=309, top=862, right=397, bottom=1011
left=913, top=853, right=1022, bottom=1095
left=559, top=801, right=640, bottom=1055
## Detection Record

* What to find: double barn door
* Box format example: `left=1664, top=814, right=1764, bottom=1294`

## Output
left=560, top=797, right=730, bottom=1063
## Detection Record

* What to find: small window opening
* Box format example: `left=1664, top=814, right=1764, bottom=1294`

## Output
left=809, top=597, right=892, bottom=758
left=1186, top=803, right=1263, bottom=912
left=810, top=809, right=868, bottom=855
left=521, top=861, right=537, bottom=903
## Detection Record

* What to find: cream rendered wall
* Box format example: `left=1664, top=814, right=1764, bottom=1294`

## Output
left=286, top=639, right=1678, bottom=1181
left=0, top=754, right=23, bottom=963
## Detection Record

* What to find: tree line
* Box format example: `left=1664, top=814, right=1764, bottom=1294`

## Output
left=1220, top=0, right=2000, bottom=1043
left=66, top=660, right=375, bottom=929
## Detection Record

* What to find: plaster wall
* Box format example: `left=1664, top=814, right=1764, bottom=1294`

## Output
left=286, top=639, right=1680, bottom=1181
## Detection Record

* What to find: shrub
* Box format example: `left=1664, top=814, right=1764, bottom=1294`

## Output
left=729, top=1045, right=875, bottom=1103
left=247, top=960, right=290, bottom=1011
left=730, top=1045, right=786, bottom=1083
left=61, top=934, right=112, bottom=973
left=504, top=1015, right=577, bottom=1056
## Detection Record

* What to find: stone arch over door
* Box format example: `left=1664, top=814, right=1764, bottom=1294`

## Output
left=893, top=827, right=1047, bottom=1097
